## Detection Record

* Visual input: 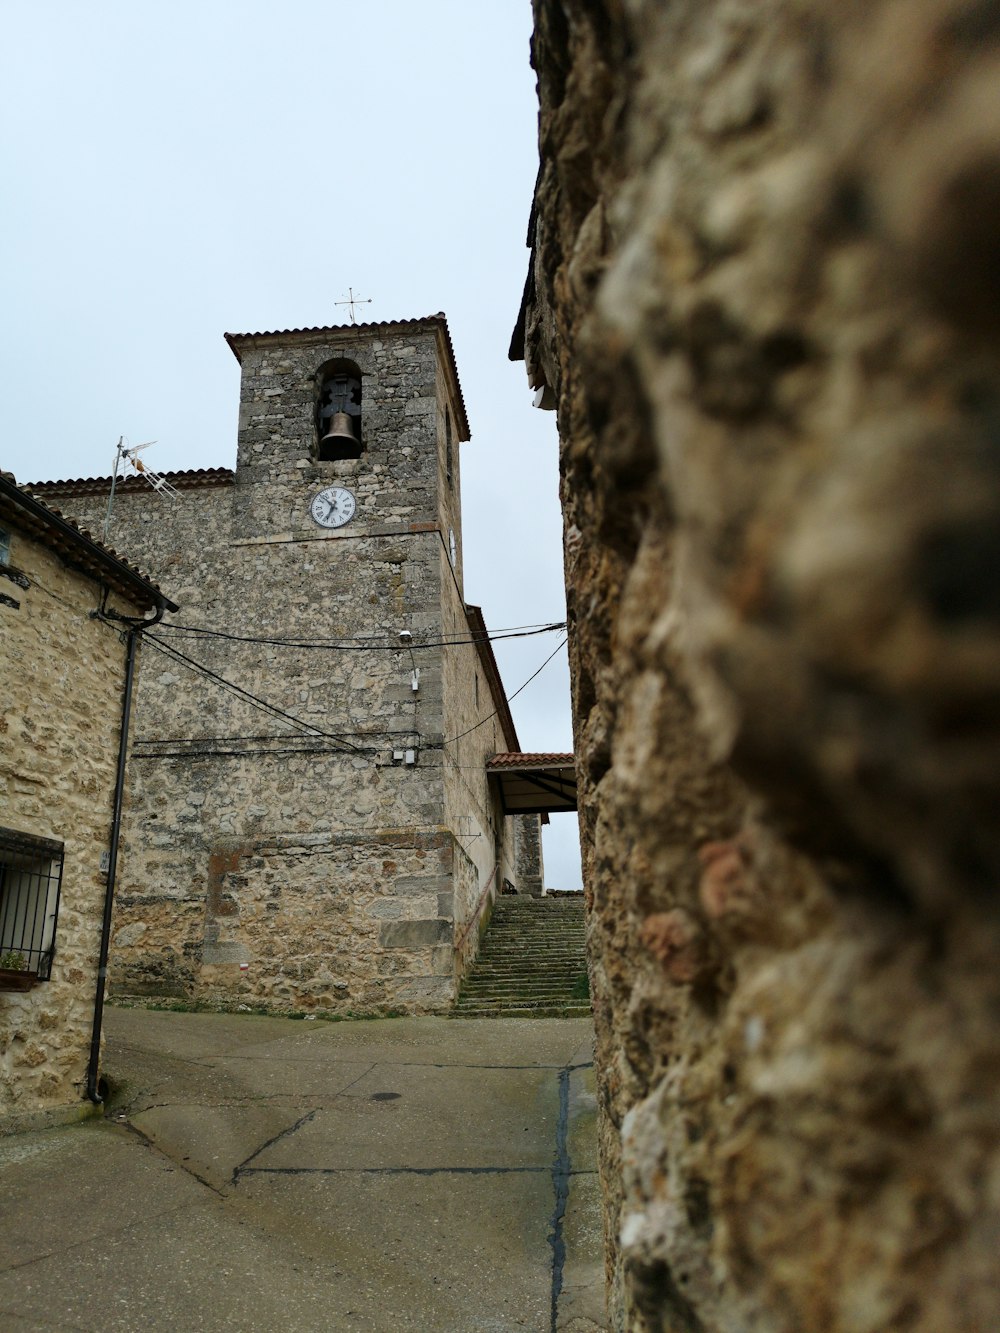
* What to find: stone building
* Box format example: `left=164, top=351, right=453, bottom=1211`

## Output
left=514, top=2, right=1000, bottom=1329
left=0, top=473, right=176, bottom=1132
left=31, top=314, right=547, bottom=1014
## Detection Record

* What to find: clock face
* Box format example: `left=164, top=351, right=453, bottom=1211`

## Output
left=310, top=486, right=356, bottom=529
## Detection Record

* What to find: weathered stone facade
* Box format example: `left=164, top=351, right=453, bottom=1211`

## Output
left=517, top=3, right=1000, bottom=1328
left=515, top=812, right=545, bottom=897
left=36, top=317, right=542, bottom=1014
left=0, top=482, right=171, bottom=1131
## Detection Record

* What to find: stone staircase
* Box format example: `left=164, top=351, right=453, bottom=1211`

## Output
left=453, top=895, right=590, bottom=1018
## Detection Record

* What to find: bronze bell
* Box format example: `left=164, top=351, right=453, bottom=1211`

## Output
left=319, top=411, right=361, bottom=460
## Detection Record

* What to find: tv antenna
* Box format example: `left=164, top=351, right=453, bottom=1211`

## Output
left=102, top=436, right=178, bottom=541
left=335, top=287, right=373, bottom=325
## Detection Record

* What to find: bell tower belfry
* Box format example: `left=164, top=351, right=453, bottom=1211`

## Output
left=223, top=316, right=468, bottom=589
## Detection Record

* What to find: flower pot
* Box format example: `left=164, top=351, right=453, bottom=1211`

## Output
left=0, top=968, right=37, bottom=992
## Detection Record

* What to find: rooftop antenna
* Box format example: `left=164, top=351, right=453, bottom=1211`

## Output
left=335, top=287, right=373, bottom=325
left=102, top=436, right=178, bottom=542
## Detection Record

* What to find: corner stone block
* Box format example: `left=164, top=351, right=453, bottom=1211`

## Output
left=200, top=941, right=250, bottom=965
left=379, top=918, right=452, bottom=948
left=394, top=874, right=452, bottom=897
left=430, top=945, right=454, bottom=976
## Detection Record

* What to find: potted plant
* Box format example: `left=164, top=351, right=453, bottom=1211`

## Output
left=0, top=950, right=37, bottom=991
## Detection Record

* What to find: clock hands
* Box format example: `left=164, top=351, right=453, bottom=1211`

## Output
left=311, top=486, right=356, bottom=529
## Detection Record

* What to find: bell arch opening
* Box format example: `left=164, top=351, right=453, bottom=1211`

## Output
left=316, top=359, right=363, bottom=461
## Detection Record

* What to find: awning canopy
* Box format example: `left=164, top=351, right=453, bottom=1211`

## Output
left=487, top=753, right=577, bottom=816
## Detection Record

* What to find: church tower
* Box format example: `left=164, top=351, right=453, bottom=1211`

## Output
left=32, top=315, right=537, bottom=1012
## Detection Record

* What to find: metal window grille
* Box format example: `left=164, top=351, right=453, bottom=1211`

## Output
left=0, top=827, right=64, bottom=981
left=0, top=528, right=9, bottom=565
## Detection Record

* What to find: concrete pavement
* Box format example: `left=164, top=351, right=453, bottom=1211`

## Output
left=0, top=1008, right=607, bottom=1332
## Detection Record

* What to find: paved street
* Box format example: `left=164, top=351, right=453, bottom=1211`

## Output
left=0, top=1008, right=606, bottom=1332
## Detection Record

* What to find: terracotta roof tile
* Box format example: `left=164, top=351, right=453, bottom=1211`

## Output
left=27, top=467, right=234, bottom=497
left=487, top=753, right=575, bottom=768
left=0, top=474, right=178, bottom=613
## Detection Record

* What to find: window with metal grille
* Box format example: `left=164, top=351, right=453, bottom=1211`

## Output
left=0, top=828, right=64, bottom=982
left=0, top=528, right=10, bottom=565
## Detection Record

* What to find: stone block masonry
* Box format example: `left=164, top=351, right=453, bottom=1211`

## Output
left=0, top=502, right=166, bottom=1131
left=37, top=316, right=541, bottom=1016
left=519, top=2, right=1000, bottom=1329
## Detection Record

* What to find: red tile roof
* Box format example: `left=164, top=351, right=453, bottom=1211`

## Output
left=0, top=474, right=178, bottom=613
left=487, top=753, right=575, bottom=768
left=27, top=467, right=234, bottom=498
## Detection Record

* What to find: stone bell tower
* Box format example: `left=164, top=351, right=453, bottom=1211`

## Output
left=29, top=314, right=531, bottom=1014
left=224, top=316, right=467, bottom=593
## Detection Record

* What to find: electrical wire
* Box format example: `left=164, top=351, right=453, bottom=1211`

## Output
left=151, top=620, right=567, bottom=650
left=133, top=729, right=422, bottom=745
left=442, top=636, right=569, bottom=746
left=143, top=635, right=362, bottom=752
left=140, top=627, right=567, bottom=760
left=133, top=635, right=570, bottom=758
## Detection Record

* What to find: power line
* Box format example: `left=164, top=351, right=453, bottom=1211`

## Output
left=152, top=621, right=567, bottom=651
left=132, top=632, right=570, bottom=759
left=442, top=637, right=569, bottom=746
left=143, top=635, right=362, bottom=752
left=133, top=729, right=422, bottom=745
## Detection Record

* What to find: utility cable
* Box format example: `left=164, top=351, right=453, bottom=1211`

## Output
left=442, top=636, right=569, bottom=746
left=143, top=635, right=362, bottom=752
left=133, top=729, right=423, bottom=745
left=151, top=621, right=566, bottom=651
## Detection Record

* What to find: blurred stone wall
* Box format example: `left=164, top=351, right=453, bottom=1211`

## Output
left=517, top=1, right=1000, bottom=1327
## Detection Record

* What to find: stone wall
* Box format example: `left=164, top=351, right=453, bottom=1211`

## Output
left=0, top=529, right=143, bottom=1130
left=38, top=318, right=528, bottom=1014
left=520, top=2, right=1000, bottom=1328
left=515, top=813, right=545, bottom=897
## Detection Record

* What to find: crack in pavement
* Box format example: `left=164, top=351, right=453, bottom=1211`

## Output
left=230, top=1108, right=319, bottom=1185
left=548, top=1065, right=572, bottom=1333
left=231, top=1062, right=376, bottom=1183
left=238, top=1164, right=552, bottom=1177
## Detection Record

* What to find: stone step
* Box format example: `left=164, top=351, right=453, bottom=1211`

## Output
left=469, top=975, right=586, bottom=986
left=461, top=985, right=586, bottom=998
left=477, top=932, right=584, bottom=942
left=454, top=896, right=588, bottom=1020
left=474, top=941, right=585, bottom=951
left=473, top=948, right=584, bottom=957
left=470, top=972, right=584, bottom=981
left=476, top=936, right=584, bottom=947
left=464, top=969, right=585, bottom=982
left=452, top=1001, right=592, bottom=1019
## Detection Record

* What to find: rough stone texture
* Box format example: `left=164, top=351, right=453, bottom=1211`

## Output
left=516, top=811, right=546, bottom=896
left=519, top=2, right=1000, bottom=1328
left=0, top=528, right=147, bottom=1129
left=36, top=318, right=540, bottom=1015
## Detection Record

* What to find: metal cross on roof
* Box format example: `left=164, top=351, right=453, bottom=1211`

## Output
left=335, top=288, right=373, bottom=325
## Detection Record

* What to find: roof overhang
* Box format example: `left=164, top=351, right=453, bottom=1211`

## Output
left=487, top=753, right=577, bottom=816
left=0, top=474, right=179, bottom=614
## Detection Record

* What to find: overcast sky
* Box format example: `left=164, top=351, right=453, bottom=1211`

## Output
left=0, top=1, right=581, bottom=887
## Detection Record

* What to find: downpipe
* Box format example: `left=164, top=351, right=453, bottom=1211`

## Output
left=86, top=604, right=162, bottom=1104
